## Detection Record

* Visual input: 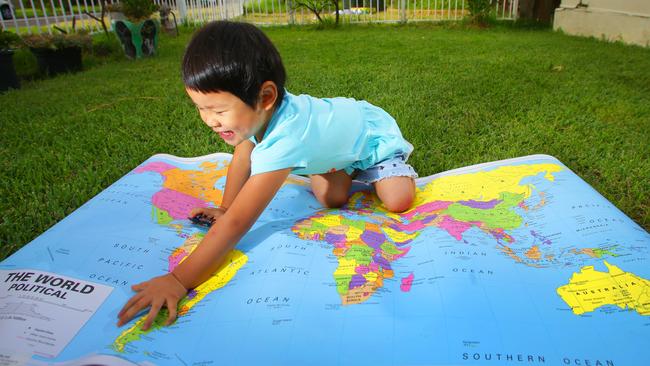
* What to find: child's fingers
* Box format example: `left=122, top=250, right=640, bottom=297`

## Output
left=131, top=282, right=146, bottom=291
left=118, top=295, right=150, bottom=326
left=189, top=207, right=206, bottom=217
left=118, top=292, right=145, bottom=319
left=165, top=298, right=178, bottom=326
left=189, top=207, right=224, bottom=220
left=142, top=299, right=164, bottom=331
left=203, top=209, right=223, bottom=221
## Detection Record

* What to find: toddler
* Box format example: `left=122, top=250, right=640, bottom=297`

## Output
left=118, top=20, right=418, bottom=330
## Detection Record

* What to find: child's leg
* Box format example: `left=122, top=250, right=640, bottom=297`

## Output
left=310, top=170, right=352, bottom=208
left=374, top=176, right=416, bottom=213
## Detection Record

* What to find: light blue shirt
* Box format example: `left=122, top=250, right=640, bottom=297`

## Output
left=250, top=91, right=413, bottom=176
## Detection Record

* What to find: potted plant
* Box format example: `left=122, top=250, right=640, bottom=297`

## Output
left=0, top=29, right=20, bottom=91
left=113, top=0, right=159, bottom=59
left=22, top=27, right=92, bottom=77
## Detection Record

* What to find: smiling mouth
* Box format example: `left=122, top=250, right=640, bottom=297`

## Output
left=219, top=131, right=235, bottom=140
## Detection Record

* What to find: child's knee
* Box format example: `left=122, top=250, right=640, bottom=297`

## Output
left=384, top=199, right=413, bottom=213
left=375, top=177, right=415, bottom=213
left=314, top=190, right=349, bottom=209
left=381, top=186, right=415, bottom=213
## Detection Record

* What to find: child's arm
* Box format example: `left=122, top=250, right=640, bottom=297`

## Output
left=189, top=141, right=254, bottom=220
left=117, top=165, right=292, bottom=330
left=221, top=140, right=254, bottom=209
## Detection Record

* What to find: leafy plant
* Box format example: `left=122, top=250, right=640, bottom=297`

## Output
left=0, top=30, right=21, bottom=51
left=22, top=29, right=92, bottom=50
left=465, top=0, right=492, bottom=25
left=292, top=0, right=341, bottom=25
left=120, top=0, right=159, bottom=22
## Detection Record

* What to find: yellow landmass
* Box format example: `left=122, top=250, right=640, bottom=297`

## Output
left=363, top=271, right=378, bottom=282
left=312, top=214, right=343, bottom=228
left=382, top=226, right=420, bottom=243
left=334, top=258, right=358, bottom=277
left=557, top=261, right=650, bottom=316
left=113, top=247, right=248, bottom=352
left=180, top=250, right=248, bottom=315
left=413, top=163, right=563, bottom=208
left=162, top=161, right=228, bottom=205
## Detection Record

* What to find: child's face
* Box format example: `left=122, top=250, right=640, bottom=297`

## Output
left=186, top=88, right=267, bottom=146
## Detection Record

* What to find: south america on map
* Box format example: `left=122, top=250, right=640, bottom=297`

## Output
left=1, top=153, right=648, bottom=366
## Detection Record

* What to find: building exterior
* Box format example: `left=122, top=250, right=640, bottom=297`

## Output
left=554, top=0, right=650, bottom=47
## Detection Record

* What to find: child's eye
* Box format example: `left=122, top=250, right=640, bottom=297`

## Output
left=196, top=107, right=225, bottom=115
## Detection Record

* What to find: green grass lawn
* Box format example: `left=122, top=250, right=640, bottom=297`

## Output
left=1, top=22, right=649, bottom=260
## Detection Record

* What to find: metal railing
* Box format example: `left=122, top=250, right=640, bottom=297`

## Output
left=0, top=0, right=518, bottom=34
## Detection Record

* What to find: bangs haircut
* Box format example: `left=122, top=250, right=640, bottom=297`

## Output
left=182, top=21, right=286, bottom=109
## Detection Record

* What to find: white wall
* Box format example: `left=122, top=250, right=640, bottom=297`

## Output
left=553, top=0, right=650, bottom=47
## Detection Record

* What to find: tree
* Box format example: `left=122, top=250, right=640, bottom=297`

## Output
left=292, top=0, right=340, bottom=25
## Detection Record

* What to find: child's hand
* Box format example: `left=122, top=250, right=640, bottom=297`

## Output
left=189, top=207, right=226, bottom=224
left=117, top=273, right=188, bottom=330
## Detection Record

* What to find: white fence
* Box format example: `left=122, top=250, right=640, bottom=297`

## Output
left=0, top=0, right=518, bottom=34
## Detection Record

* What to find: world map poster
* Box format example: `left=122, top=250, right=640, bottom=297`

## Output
left=1, top=153, right=648, bottom=366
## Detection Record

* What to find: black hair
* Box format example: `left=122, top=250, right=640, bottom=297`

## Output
left=182, top=21, right=286, bottom=109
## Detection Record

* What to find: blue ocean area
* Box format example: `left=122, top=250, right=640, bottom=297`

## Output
left=1, top=154, right=648, bottom=365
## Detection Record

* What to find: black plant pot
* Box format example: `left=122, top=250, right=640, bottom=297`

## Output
left=0, top=50, right=20, bottom=92
left=30, top=46, right=82, bottom=77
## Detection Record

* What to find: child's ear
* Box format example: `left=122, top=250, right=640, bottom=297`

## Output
left=258, top=81, right=278, bottom=112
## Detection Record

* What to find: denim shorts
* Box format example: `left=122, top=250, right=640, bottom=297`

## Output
left=353, top=154, right=419, bottom=184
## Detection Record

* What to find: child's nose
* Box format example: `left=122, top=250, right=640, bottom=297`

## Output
left=206, top=116, right=221, bottom=128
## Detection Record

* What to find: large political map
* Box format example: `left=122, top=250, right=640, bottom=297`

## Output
left=1, top=153, right=649, bottom=366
